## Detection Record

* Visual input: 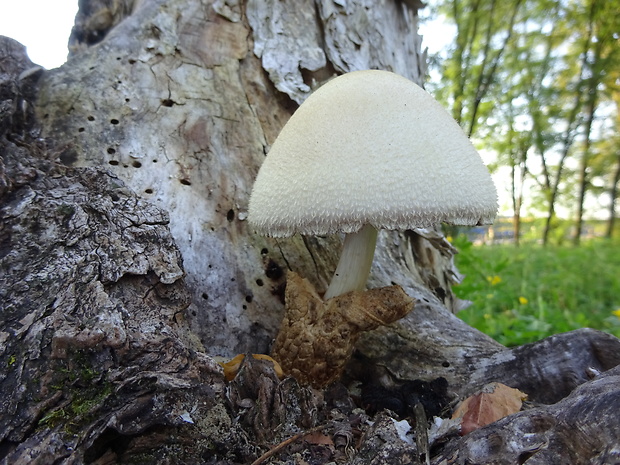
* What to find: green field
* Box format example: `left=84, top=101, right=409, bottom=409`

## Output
left=452, top=236, right=620, bottom=347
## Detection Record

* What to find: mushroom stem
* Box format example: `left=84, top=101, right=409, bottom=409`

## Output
left=324, top=224, right=378, bottom=300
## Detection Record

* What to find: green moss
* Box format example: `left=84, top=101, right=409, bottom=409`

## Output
left=39, top=349, right=114, bottom=433
left=38, top=407, right=69, bottom=427
left=38, top=379, right=114, bottom=430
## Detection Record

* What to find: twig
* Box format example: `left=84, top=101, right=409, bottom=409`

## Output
left=250, top=424, right=330, bottom=465
left=413, top=401, right=431, bottom=465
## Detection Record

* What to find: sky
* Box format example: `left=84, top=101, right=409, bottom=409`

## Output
left=0, top=0, right=79, bottom=69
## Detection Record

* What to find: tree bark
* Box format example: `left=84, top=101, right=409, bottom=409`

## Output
left=1, top=0, right=620, bottom=463
left=36, top=0, right=439, bottom=357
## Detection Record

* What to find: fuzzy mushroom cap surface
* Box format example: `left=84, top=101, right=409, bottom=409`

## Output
left=248, top=70, right=498, bottom=237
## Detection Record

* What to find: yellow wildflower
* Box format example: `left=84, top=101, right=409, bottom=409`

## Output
left=486, top=275, right=502, bottom=286
left=613, top=309, right=620, bottom=319
left=518, top=296, right=528, bottom=305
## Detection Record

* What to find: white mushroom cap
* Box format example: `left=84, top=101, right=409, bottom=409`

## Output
left=248, top=70, right=497, bottom=237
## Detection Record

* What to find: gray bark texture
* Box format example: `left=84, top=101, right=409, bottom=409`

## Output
left=1, top=0, right=619, bottom=463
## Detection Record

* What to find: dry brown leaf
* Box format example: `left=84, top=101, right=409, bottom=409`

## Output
left=303, top=431, right=334, bottom=446
left=452, top=382, right=527, bottom=435
left=219, top=353, right=284, bottom=381
left=219, top=354, right=246, bottom=381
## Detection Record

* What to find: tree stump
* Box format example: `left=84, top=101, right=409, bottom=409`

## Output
left=1, top=0, right=619, bottom=463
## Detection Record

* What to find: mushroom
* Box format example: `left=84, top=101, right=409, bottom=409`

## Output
left=248, top=70, right=497, bottom=300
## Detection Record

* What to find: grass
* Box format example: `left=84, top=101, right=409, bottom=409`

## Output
left=451, top=235, right=620, bottom=347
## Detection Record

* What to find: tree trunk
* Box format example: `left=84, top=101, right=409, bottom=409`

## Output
left=572, top=1, right=600, bottom=247
left=509, top=145, right=527, bottom=247
left=1, top=1, right=620, bottom=463
left=37, top=0, right=437, bottom=356
left=606, top=150, right=620, bottom=239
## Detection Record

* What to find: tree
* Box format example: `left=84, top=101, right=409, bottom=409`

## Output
left=607, top=149, right=620, bottom=238
left=572, top=0, right=620, bottom=243
left=1, top=0, right=620, bottom=463
left=433, top=0, right=620, bottom=245
left=500, top=120, right=531, bottom=246
left=436, top=0, right=524, bottom=136
left=602, top=64, right=620, bottom=239
left=482, top=0, right=567, bottom=245
left=481, top=83, right=532, bottom=245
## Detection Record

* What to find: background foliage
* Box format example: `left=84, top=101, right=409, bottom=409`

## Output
left=424, top=1, right=620, bottom=344
left=425, top=0, right=620, bottom=245
left=452, top=235, right=620, bottom=346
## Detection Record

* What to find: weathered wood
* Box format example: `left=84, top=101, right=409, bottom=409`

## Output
left=36, top=0, right=450, bottom=360
left=433, top=364, right=620, bottom=465
left=1, top=44, right=227, bottom=463
left=351, top=324, right=620, bottom=404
